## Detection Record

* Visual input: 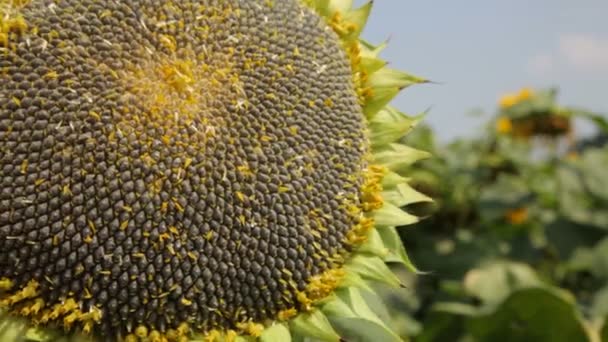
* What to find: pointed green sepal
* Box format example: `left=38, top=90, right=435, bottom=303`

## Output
left=382, top=182, right=432, bottom=207
left=381, top=171, right=411, bottom=189
left=381, top=105, right=425, bottom=126
left=369, top=109, right=416, bottom=148
left=342, top=2, right=373, bottom=40
left=373, top=202, right=419, bottom=227
left=328, top=314, right=403, bottom=342
left=0, top=316, right=29, bottom=342
left=360, top=289, right=395, bottom=328
left=0, top=312, right=68, bottom=342
left=361, top=57, right=387, bottom=74
left=323, top=288, right=402, bottom=342
left=234, top=336, right=256, bottom=342
left=23, top=328, right=57, bottom=342
left=359, top=39, right=388, bottom=58
left=260, top=323, right=291, bottom=342
left=369, top=67, right=427, bottom=90
left=303, top=0, right=331, bottom=17
left=290, top=309, right=340, bottom=342
left=346, top=255, right=401, bottom=287
left=363, top=86, right=401, bottom=118
left=373, top=143, right=431, bottom=172
left=377, top=226, right=420, bottom=273
left=357, top=228, right=389, bottom=257
left=364, top=68, right=428, bottom=117
left=339, top=271, right=374, bottom=292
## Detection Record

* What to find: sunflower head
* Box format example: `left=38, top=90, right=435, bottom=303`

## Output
left=0, top=0, right=429, bottom=341
left=499, top=87, right=534, bottom=109
left=497, top=88, right=572, bottom=139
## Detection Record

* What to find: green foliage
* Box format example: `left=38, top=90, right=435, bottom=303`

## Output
left=386, top=88, right=608, bottom=341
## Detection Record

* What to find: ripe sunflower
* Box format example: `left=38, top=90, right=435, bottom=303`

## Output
left=0, top=0, right=430, bottom=341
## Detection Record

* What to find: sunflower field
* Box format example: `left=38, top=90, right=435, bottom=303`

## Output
left=382, top=88, right=608, bottom=342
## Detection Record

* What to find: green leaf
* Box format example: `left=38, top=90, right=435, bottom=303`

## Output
left=568, top=237, right=608, bottom=280
left=590, top=286, right=608, bottom=319
left=469, top=288, right=592, bottom=342
left=579, top=147, right=608, bottom=201
left=414, top=309, right=466, bottom=342
left=432, top=302, right=480, bottom=317
left=462, top=262, right=543, bottom=306
left=571, top=108, right=608, bottom=134
left=557, top=158, right=608, bottom=229
left=602, top=318, right=608, bottom=342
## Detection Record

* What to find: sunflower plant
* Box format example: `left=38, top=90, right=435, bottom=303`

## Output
left=0, top=0, right=430, bottom=341
left=391, top=89, right=608, bottom=342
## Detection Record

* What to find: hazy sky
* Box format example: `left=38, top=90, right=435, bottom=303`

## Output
left=355, top=1, right=608, bottom=141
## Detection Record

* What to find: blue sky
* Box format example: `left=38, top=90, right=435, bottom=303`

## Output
left=355, top=1, right=608, bottom=141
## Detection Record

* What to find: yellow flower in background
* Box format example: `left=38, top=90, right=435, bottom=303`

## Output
left=496, top=117, right=513, bottom=134
left=499, top=94, right=518, bottom=109
left=505, top=207, right=529, bottom=225
left=499, top=87, right=535, bottom=109
left=517, top=87, right=534, bottom=101
left=566, top=151, right=579, bottom=161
